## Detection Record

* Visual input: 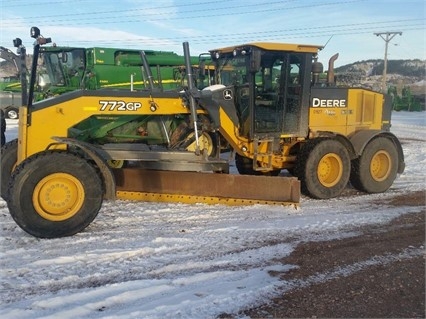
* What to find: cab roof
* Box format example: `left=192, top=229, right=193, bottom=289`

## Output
left=210, top=42, right=323, bottom=54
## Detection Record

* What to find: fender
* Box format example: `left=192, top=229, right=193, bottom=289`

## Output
left=349, top=130, right=405, bottom=174
left=313, top=130, right=357, bottom=160
left=49, top=137, right=116, bottom=199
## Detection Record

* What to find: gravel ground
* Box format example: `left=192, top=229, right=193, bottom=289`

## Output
left=221, top=190, right=425, bottom=318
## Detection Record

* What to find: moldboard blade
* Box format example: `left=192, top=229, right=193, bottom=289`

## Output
left=113, top=168, right=300, bottom=206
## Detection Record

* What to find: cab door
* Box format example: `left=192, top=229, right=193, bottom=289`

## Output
left=252, top=52, right=310, bottom=137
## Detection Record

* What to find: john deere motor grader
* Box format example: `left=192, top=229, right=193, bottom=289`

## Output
left=1, top=27, right=404, bottom=238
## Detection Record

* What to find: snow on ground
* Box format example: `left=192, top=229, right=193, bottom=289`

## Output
left=0, top=112, right=425, bottom=319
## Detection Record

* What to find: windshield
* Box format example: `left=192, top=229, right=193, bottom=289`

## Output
left=215, top=55, right=248, bottom=86
left=38, top=49, right=85, bottom=88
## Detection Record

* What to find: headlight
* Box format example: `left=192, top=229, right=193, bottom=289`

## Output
left=30, top=27, right=40, bottom=39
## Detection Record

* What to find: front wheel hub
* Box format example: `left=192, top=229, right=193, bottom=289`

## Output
left=33, top=173, right=85, bottom=221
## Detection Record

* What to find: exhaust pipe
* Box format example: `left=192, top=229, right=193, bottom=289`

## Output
left=327, top=53, right=339, bottom=86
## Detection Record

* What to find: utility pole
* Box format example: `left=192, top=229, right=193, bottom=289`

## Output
left=374, top=31, right=402, bottom=93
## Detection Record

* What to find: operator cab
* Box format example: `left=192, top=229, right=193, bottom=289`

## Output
left=210, top=43, right=322, bottom=138
left=37, top=47, right=86, bottom=95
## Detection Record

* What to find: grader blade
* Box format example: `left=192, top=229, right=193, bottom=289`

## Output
left=113, top=169, right=300, bottom=206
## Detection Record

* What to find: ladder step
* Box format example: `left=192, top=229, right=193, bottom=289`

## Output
left=253, top=137, right=274, bottom=171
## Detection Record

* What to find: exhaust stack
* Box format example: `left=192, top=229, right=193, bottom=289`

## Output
left=327, top=53, right=339, bottom=86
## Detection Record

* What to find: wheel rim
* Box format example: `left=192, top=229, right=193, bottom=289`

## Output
left=7, top=109, right=18, bottom=119
left=185, top=133, right=214, bottom=156
left=317, top=153, right=343, bottom=187
left=370, top=150, right=391, bottom=182
left=33, top=173, right=85, bottom=221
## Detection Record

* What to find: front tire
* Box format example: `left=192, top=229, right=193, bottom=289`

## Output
left=350, top=137, right=398, bottom=193
left=7, top=152, right=104, bottom=238
left=297, top=138, right=350, bottom=199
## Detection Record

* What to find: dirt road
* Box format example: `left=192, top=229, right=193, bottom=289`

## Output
left=222, top=191, right=425, bottom=318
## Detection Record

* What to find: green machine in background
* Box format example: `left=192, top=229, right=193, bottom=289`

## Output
left=36, top=46, right=208, bottom=99
left=1, top=41, right=213, bottom=117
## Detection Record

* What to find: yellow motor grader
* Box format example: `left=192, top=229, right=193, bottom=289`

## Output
left=1, top=27, right=404, bottom=238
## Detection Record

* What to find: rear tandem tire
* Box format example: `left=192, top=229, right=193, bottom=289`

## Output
left=297, top=138, right=351, bottom=199
left=350, top=137, right=398, bottom=193
left=7, top=152, right=104, bottom=238
left=0, top=139, right=18, bottom=201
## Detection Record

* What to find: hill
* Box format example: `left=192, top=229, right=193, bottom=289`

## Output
left=0, top=54, right=32, bottom=78
left=334, top=59, right=426, bottom=97
left=335, top=59, right=425, bottom=78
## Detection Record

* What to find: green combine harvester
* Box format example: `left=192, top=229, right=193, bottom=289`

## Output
left=35, top=46, right=204, bottom=98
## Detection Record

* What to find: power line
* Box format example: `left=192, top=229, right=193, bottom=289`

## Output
left=2, top=0, right=366, bottom=26
left=0, top=0, right=290, bottom=19
left=1, top=15, right=422, bottom=51
left=1, top=0, right=91, bottom=5
left=38, top=22, right=421, bottom=47
left=136, top=19, right=422, bottom=42
left=54, top=27, right=421, bottom=58
left=1, top=0, right=423, bottom=61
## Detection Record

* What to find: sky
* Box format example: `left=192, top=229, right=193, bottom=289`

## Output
left=0, top=0, right=425, bottom=67
left=0, top=111, right=425, bottom=318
